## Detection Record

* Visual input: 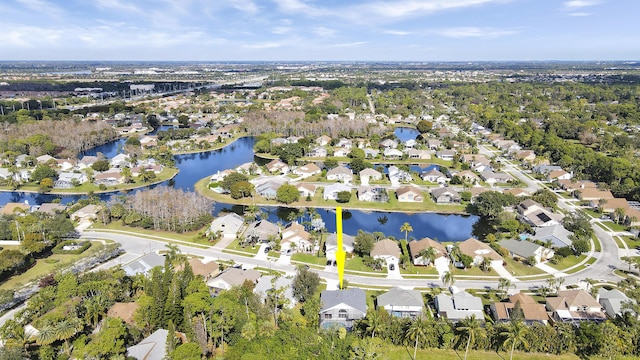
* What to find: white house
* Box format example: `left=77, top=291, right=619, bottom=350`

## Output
left=209, top=213, right=245, bottom=239
left=326, top=165, right=353, bottom=183
left=323, top=183, right=352, bottom=200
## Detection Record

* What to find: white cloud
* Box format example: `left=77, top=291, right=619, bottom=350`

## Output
left=564, top=0, right=601, bottom=9
left=333, top=41, right=369, bottom=47
left=313, top=27, right=336, bottom=38
left=272, top=26, right=291, bottom=34
left=344, top=0, right=508, bottom=23
left=383, top=30, right=411, bottom=36
left=568, top=12, right=591, bottom=16
left=272, top=0, right=328, bottom=16
left=93, top=0, right=142, bottom=14
left=433, top=27, right=516, bottom=38
left=16, top=0, right=64, bottom=16
left=229, top=0, right=259, bottom=14
left=242, top=41, right=282, bottom=49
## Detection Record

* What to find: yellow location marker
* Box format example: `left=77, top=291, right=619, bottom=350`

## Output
left=335, top=207, right=346, bottom=289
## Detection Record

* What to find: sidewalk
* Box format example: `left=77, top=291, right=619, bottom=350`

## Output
left=535, top=261, right=568, bottom=277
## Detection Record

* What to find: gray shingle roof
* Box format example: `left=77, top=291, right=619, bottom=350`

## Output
left=320, top=289, right=367, bottom=314
left=377, top=288, right=424, bottom=308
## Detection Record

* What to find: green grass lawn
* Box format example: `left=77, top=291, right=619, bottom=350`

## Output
left=450, top=266, right=497, bottom=277
left=599, top=220, right=628, bottom=232
left=563, top=256, right=597, bottom=274
left=546, top=254, right=585, bottom=271
left=379, top=346, right=582, bottom=360
left=0, top=241, right=105, bottom=291
left=622, top=236, right=640, bottom=250
left=503, top=257, right=546, bottom=277
left=224, top=239, right=260, bottom=255
left=90, top=221, right=212, bottom=246
left=345, top=256, right=387, bottom=274
left=291, top=253, right=328, bottom=266
left=401, top=264, right=439, bottom=275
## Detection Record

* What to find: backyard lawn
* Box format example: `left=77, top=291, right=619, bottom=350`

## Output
left=0, top=241, right=105, bottom=291
left=546, top=254, right=586, bottom=271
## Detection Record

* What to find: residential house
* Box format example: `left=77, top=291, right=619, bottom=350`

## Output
left=503, top=188, right=530, bottom=197
left=357, top=186, right=388, bottom=202
left=293, top=163, right=321, bottom=179
left=126, top=329, right=169, bottom=360
left=131, top=165, right=162, bottom=177
left=498, top=239, right=554, bottom=264
left=458, top=237, right=503, bottom=267
left=254, top=275, right=296, bottom=309
left=94, top=171, right=124, bottom=186
left=533, top=225, right=574, bottom=248
left=363, top=148, right=379, bottom=159
left=548, top=169, right=572, bottom=182
left=176, top=258, right=219, bottom=280
left=427, top=139, right=442, bottom=150
left=336, top=138, right=353, bottom=149
left=546, top=290, right=606, bottom=323
left=383, top=148, right=403, bottom=160
left=36, top=154, right=56, bottom=164
left=480, top=170, right=512, bottom=185
left=490, top=293, right=549, bottom=325
left=78, top=155, right=99, bottom=169
left=123, top=252, right=165, bottom=276
left=323, top=183, right=352, bottom=201
left=576, top=188, right=614, bottom=202
left=558, top=179, right=597, bottom=193
left=110, top=153, right=130, bottom=168
left=598, top=289, right=633, bottom=318
left=421, top=169, right=447, bottom=183
left=455, top=170, right=480, bottom=184
left=70, top=204, right=100, bottom=221
left=404, top=139, right=417, bottom=148
left=514, top=150, right=536, bottom=163
left=319, top=289, right=367, bottom=330
left=326, top=166, right=353, bottom=183
left=376, top=288, right=424, bottom=319
left=325, top=233, right=356, bottom=262
left=316, top=135, right=331, bottom=146
left=297, top=183, right=317, bottom=198
left=35, top=203, right=67, bottom=215
left=435, top=291, right=485, bottom=323
left=436, top=150, right=456, bottom=161
left=379, top=139, right=398, bottom=149
left=209, top=213, right=245, bottom=239
left=235, top=162, right=261, bottom=175
left=333, top=147, right=349, bottom=157
left=256, top=180, right=282, bottom=199
left=370, top=239, right=401, bottom=267
left=207, top=268, right=261, bottom=291
left=430, top=187, right=461, bottom=204
left=533, top=165, right=563, bottom=175
left=407, top=149, right=431, bottom=160
left=244, top=220, right=280, bottom=244
left=281, top=222, right=312, bottom=252
left=309, top=146, right=328, bottom=158
left=516, top=199, right=563, bottom=227
left=265, top=159, right=289, bottom=174
left=209, top=169, right=235, bottom=182
left=0, top=202, right=30, bottom=215
left=396, top=185, right=423, bottom=202
left=359, top=168, right=383, bottom=184
left=408, top=237, right=448, bottom=266
left=53, top=172, right=88, bottom=189
left=388, top=165, right=413, bottom=183
left=56, top=158, right=77, bottom=171
left=270, top=137, right=288, bottom=147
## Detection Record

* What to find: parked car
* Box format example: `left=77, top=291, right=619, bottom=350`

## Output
left=264, top=246, right=271, bottom=253
left=389, top=264, right=395, bottom=271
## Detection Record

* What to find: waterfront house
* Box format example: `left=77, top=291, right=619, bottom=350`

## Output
left=430, top=187, right=461, bottom=204
left=370, top=239, right=401, bottom=267
left=408, top=237, right=448, bottom=266
left=209, top=213, right=244, bottom=239
left=325, top=233, right=356, bottom=262
left=396, top=185, right=423, bottom=202
left=323, top=183, right=352, bottom=201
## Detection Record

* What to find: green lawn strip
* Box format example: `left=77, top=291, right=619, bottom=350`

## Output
left=450, top=266, right=497, bottom=277
left=621, top=236, right=640, bottom=250
left=365, top=289, right=386, bottom=309
left=600, top=220, right=628, bottom=232
left=89, top=221, right=212, bottom=246
left=344, top=256, right=386, bottom=274
left=502, top=257, right=546, bottom=276
left=582, top=208, right=601, bottom=219
left=613, top=236, right=626, bottom=248
left=546, top=254, right=585, bottom=271
left=400, top=264, right=439, bottom=275
left=592, top=234, right=602, bottom=252
left=379, top=345, right=582, bottom=360
left=0, top=242, right=104, bottom=291
left=291, top=253, right=327, bottom=266
left=562, top=257, right=597, bottom=275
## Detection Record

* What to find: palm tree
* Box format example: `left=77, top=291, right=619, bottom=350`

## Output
left=35, top=324, right=57, bottom=346
left=400, top=222, right=413, bottom=242
left=165, top=243, right=181, bottom=263
left=614, top=207, right=626, bottom=225
left=441, top=271, right=455, bottom=288
left=363, top=309, right=383, bottom=339
left=419, top=247, right=437, bottom=266
left=405, top=317, right=428, bottom=360
left=500, top=320, right=529, bottom=360
left=498, top=278, right=514, bottom=298
left=456, top=315, right=483, bottom=360
left=479, top=256, right=491, bottom=272
left=55, top=318, right=83, bottom=355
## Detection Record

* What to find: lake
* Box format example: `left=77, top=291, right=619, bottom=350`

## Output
left=0, top=130, right=479, bottom=241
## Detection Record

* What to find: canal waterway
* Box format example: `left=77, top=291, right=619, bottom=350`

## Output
left=0, top=127, right=479, bottom=241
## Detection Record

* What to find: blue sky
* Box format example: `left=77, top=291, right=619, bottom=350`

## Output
left=1, top=0, right=637, bottom=61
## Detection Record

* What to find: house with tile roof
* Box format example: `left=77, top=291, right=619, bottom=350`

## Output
left=370, top=239, right=401, bottom=267
left=490, top=293, right=549, bottom=325
left=546, top=289, right=606, bottom=323
left=207, top=268, right=261, bottom=291
left=408, top=237, right=448, bottom=266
